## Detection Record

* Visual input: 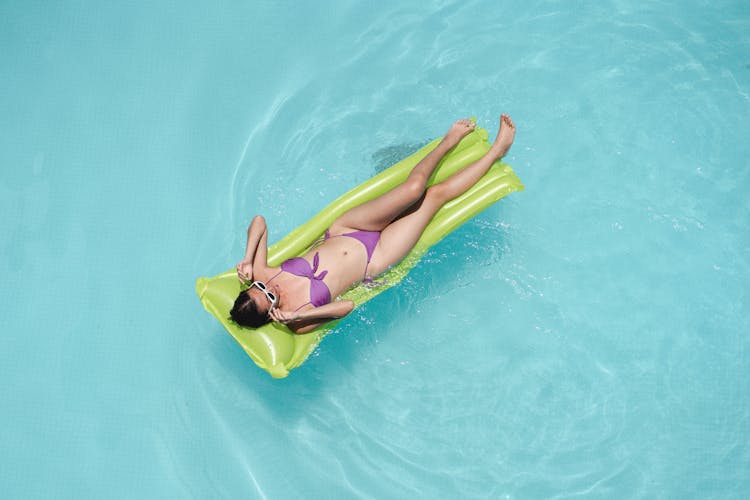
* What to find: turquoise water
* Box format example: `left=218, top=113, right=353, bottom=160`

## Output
left=2, top=0, right=749, bottom=497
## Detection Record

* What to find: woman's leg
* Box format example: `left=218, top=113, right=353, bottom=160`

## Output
left=331, top=119, right=476, bottom=233
left=368, top=115, right=516, bottom=275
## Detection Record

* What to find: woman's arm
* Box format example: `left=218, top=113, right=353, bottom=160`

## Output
left=269, top=300, right=355, bottom=334
left=236, top=215, right=269, bottom=282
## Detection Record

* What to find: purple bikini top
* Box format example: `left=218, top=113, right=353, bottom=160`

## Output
left=281, top=252, right=331, bottom=309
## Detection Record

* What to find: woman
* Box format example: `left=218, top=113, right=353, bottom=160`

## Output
left=231, top=115, right=516, bottom=333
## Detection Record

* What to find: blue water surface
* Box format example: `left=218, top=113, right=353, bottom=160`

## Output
left=2, top=1, right=749, bottom=498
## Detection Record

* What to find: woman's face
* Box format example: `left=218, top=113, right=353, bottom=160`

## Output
left=245, top=287, right=273, bottom=316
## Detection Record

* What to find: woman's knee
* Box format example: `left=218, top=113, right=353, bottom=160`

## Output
left=425, top=183, right=449, bottom=205
left=401, top=177, right=426, bottom=199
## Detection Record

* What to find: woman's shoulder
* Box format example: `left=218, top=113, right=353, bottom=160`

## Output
left=256, top=264, right=282, bottom=281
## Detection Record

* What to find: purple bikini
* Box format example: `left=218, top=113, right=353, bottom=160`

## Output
left=267, top=229, right=380, bottom=310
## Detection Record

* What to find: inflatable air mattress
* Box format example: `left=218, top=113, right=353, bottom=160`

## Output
left=196, top=125, right=523, bottom=378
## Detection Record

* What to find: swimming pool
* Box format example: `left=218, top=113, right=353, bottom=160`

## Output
left=2, top=0, right=749, bottom=497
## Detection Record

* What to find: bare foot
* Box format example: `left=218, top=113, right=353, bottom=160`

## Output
left=443, top=118, right=476, bottom=148
left=491, top=114, right=516, bottom=158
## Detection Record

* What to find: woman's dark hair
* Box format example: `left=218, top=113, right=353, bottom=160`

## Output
left=229, top=291, right=271, bottom=328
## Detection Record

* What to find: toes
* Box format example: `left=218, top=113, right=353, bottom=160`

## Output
left=500, top=114, right=514, bottom=130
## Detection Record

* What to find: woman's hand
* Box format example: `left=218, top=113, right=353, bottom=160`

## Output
left=269, top=308, right=299, bottom=325
left=236, top=259, right=253, bottom=284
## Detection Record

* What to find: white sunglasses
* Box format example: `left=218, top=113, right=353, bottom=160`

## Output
left=248, top=281, right=277, bottom=311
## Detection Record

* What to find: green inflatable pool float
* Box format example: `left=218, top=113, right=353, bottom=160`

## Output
left=196, top=125, right=524, bottom=378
